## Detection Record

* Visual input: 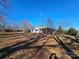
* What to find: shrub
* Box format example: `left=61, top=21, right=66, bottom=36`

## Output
left=67, top=27, right=77, bottom=36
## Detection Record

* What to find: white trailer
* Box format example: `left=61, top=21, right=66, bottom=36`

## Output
left=32, top=27, right=45, bottom=34
left=32, top=26, right=55, bottom=34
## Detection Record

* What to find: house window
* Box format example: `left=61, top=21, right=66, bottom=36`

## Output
left=35, top=29, right=38, bottom=31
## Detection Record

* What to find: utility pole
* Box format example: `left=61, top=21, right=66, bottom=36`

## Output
left=47, top=18, right=53, bottom=34
left=40, top=13, right=44, bottom=27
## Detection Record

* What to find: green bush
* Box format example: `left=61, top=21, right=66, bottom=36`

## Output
left=67, top=27, right=77, bottom=36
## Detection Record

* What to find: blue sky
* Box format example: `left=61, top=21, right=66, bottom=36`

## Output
left=8, top=0, right=79, bottom=29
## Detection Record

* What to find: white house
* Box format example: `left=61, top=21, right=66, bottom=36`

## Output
left=32, top=26, right=45, bottom=34
left=32, top=26, right=55, bottom=34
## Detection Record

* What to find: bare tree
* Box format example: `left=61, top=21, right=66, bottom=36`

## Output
left=22, top=19, right=34, bottom=33
left=57, top=26, right=64, bottom=34
left=47, top=18, right=54, bottom=28
left=0, top=0, right=10, bottom=8
left=0, top=16, right=5, bottom=31
left=0, top=0, right=11, bottom=32
left=57, top=19, right=71, bottom=34
left=46, top=18, right=54, bottom=34
left=0, top=0, right=10, bottom=16
left=59, top=19, right=71, bottom=30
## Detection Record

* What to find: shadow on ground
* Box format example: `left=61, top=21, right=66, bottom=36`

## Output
left=55, top=36, right=79, bottom=59
left=0, top=34, right=51, bottom=59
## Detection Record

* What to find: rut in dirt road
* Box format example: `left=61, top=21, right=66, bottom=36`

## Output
left=0, top=34, right=46, bottom=59
left=54, top=36, right=79, bottom=59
